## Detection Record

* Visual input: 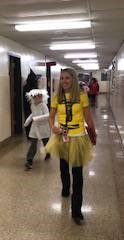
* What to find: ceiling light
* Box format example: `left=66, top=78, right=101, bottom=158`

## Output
left=72, top=59, right=98, bottom=63
left=64, top=53, right=97, bottom=59
left=50, top=42, right=95, bottom=50
left=102, top=114, right=108, bottom=120
left=17, top=18, right=84, bottom=25
left=15, top=20, right=91, bottom=32
left=78, top=63, right=99, bottom=70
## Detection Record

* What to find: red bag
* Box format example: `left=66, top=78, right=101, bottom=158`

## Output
left=86, top=127, right=96, bottom=145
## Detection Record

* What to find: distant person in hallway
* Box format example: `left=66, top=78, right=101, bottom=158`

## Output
left=89, top=77, right=99, bottom=107
left=46, top=68, right=96, bottom=225
left=24, top=89, right=51, bottom=171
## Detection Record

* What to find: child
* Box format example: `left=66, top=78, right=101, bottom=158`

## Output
left=79, top=81, right=89, bottom=93
left=24, top=89, right=50, bottom=170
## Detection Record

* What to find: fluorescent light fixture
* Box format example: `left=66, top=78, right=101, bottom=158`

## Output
left=78, top=63, right=99, bottom=70
left=72, top=59, right=98, bottom=63
left=15, top=20, right=91, bottom=31
left=64, top=53, right=97, bottom=59
left=16, top=17, right=84, bottom=25
left=83, top=66, right=99, bottom=70
left=50, top=42, right=95, bottom=50
left=102, top=114, right=108, bottom=120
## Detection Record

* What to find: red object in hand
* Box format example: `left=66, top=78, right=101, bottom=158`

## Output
left=86, top=127, right=96, bottom=145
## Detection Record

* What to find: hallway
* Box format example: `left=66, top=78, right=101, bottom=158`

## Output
left=0, top=94, right=123, bottom=240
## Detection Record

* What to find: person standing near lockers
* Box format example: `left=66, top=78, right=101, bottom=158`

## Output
left=45, top=68, right=97, bottom=225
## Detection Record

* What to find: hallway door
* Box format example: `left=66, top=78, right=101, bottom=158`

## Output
left=9, top=55, right=23, bottom=135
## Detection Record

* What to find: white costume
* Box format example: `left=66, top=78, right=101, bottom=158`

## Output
left=24, top=89, right=50, bottom=140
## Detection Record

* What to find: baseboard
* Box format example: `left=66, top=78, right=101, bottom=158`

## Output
left=0, top=136, right=12, bottom=148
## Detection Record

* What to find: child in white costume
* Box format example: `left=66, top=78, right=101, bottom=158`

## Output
left=24, top=89, right=50, bottom=170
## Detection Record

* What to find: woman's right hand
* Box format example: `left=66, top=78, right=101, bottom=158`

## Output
left=52, top=126, right=62, bottom=134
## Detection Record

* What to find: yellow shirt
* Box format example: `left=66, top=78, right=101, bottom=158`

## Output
left=51, top=92, right=89, bottom=136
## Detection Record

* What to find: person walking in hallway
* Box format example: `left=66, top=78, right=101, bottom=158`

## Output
left=24, top=89, right=50, bottom=171
left=89, top=77, right=99, bottom=107
left=46, top=68, right=96, bottom=225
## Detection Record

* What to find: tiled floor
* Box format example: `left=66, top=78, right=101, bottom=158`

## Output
left=0, top=94, right=124, bottom=240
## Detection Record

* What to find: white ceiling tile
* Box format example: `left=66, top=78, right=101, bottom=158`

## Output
left=0, top=0, right=124, bottom=68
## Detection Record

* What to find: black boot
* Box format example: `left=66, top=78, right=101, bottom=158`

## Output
left=71, top=166, right=83, bottom=224
left=61, top=188, right=70, bottom=197
left=60, top=159, right=70, bottom=197
left=71, top=194, right=84, bottom=225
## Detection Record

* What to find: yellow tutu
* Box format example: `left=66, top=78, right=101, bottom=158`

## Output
left=45, top=134, right=93, bottom=167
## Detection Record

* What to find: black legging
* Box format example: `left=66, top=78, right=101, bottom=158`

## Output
left=60, top=158, right=83, bottom=217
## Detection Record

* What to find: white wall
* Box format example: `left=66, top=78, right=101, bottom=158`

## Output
left=114, top=42, right=124, bottom=81
left=109, top=42, right=124, bottom=93
left=0, top=35, right=46, bottom=142
left=51, top=65, right=61, bottom=95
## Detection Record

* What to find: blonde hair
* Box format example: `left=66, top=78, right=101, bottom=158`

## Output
left=57, top=68, right=80, bottom=103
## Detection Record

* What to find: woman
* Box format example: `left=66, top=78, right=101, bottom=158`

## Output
left=46, top=68, right=96, bottom=225
left=89, top=77, right=99, bottom=107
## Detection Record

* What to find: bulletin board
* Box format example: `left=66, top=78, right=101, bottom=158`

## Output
left=101, top=72, right=108, bottom=81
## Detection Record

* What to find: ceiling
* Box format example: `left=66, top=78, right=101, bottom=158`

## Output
left=0, top=0, right=124, bottom=70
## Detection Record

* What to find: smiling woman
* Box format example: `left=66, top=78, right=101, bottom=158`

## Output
left=45, top=68, right=97, bottom=225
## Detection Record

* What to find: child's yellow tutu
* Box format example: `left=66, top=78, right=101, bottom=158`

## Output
left=45, top=134, right=93, bottom=167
